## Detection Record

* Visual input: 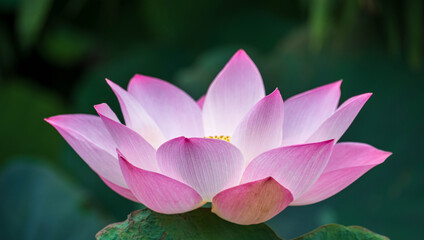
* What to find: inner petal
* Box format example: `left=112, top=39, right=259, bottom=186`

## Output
left=157, top=137, right=244, bottom=202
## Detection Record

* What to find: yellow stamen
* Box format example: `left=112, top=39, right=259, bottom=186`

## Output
left=205, top=135, right=231, bottom=142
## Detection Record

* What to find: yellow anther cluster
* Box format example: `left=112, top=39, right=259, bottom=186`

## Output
left=206, top=135, right=231, bottom=142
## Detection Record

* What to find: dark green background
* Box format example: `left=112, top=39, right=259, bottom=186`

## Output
left=0, top=0, right=422, bottom=239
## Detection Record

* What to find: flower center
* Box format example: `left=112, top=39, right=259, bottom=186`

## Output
left=205, top=135, right=231, bottom=142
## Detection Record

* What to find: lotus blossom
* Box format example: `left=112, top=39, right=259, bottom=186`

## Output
left=46, top=50, right=391, bottom=225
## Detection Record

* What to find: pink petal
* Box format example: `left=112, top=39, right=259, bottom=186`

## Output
left=93, top=102, right=120, bottom=122
left=307, top=93, right=372, bottom=143
left=212, top=177, right=293, bottom=225
left=119, top=152, right=204, bottom=214
left=128, top=74, right=203, bottom=139
left=241, top=140, right=334, bottom=199
left=202, top=50, right=265, bottom=136
left=292, top=142, right=391, bottom=205
left=283, top=81, right=341, bottom=146
left=231, top=89, right=284, bottom=165
left=45, top=114, right=126, bottom=187
left=106, top=79, right=165, bottom=148
left=95, top=103, right=158, bottom=172
left=157, top=137, right=244, bottom=201
left=100, top=176, right=139, bottom=202
left=197, top=95, right=206, bottom=109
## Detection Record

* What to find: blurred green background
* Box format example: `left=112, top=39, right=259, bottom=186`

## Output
left=0, top=0, right=423, bottom=239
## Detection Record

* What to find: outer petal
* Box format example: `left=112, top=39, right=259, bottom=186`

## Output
left=128, top=74, right=203, bottom=139
left=157, top=137, right=244, bottom=201
left=283, top=81, right=341, bottom=146
left=242, top=140, right=334, bottom=199
left=45, top=114, right=126, bottom=187
left=95, top=103, right=158, bottom=172
left=106, top=79, right=165, bottom=148
left=307, top=93, right=372, bottom=143
left=100, top=176, right=139, bottom=202
left=197, top=95, right=206, bottom=109
left=231, top=89, right=284, bottom=165
left=202, top=50, right=265, bottom=136
left=292, top=142, right=391, bottom=205
left=212, top=177, right=293, bottom=225
left=119, top=152, right=204, bottom=214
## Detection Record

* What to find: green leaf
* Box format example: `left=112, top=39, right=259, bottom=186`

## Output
left=40, top=27, right=93, bottom=67
left=0, top=160, right=105, bottom=240
left=405, top=0, right=423, bottom=68
left=0, top=80, right=65, bottom=166
left=0, top=0, right=17, bottom=12
left=292, top=224, right=388, bottom=240
left=96, top=208, right=282, bottom=240
left=141, top=0, right=223, bottom=41
left=309, top=0, right=334, bottom=52
left=0, top=22, right=15, bottom=72
left=16, top=0, right=53, bottom=49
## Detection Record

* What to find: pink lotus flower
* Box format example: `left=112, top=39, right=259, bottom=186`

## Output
left=46, top=50, right=391, bottom=225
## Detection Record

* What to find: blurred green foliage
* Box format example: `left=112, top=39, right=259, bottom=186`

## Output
left=0, top=160, right=105, bottom=239
left=0, top=0, right=423, bottom=239
left=0, top=80, right=64, bottom=164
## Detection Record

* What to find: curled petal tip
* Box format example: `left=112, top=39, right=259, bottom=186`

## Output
left=44, top=115, right=61, bottom=125
left=270, top=88, right=281, bottom=95
left=93, top=103, right=107, bottom=110
left=264, top=176, right=276, bottom=183
left=177, top=136, right=189, bottom=141
left=44, top=117, right=57, bottom=126
left=269, top=88, right=282, bottom=100
left=382, top=151, right=393, bottom=159
left=235, top=49, right=247, bottom=55
left=166, top=136, right=191, bottom=144
left=130, top=73, right=155, bottom=82
left=335, top=79, right=343, bottom=85
left=350, top=92, right=372, bottom=104
left=105, top=78, right=115, bottom=86
left=260, top=88, right=282, bottom=101
left=105, top=78, right=117, bottom=88
left=358, top=92, right=373, bottom=99
left=232, top=49, right=251, bottom=61
left=322, top=80, right=342, bottom=90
